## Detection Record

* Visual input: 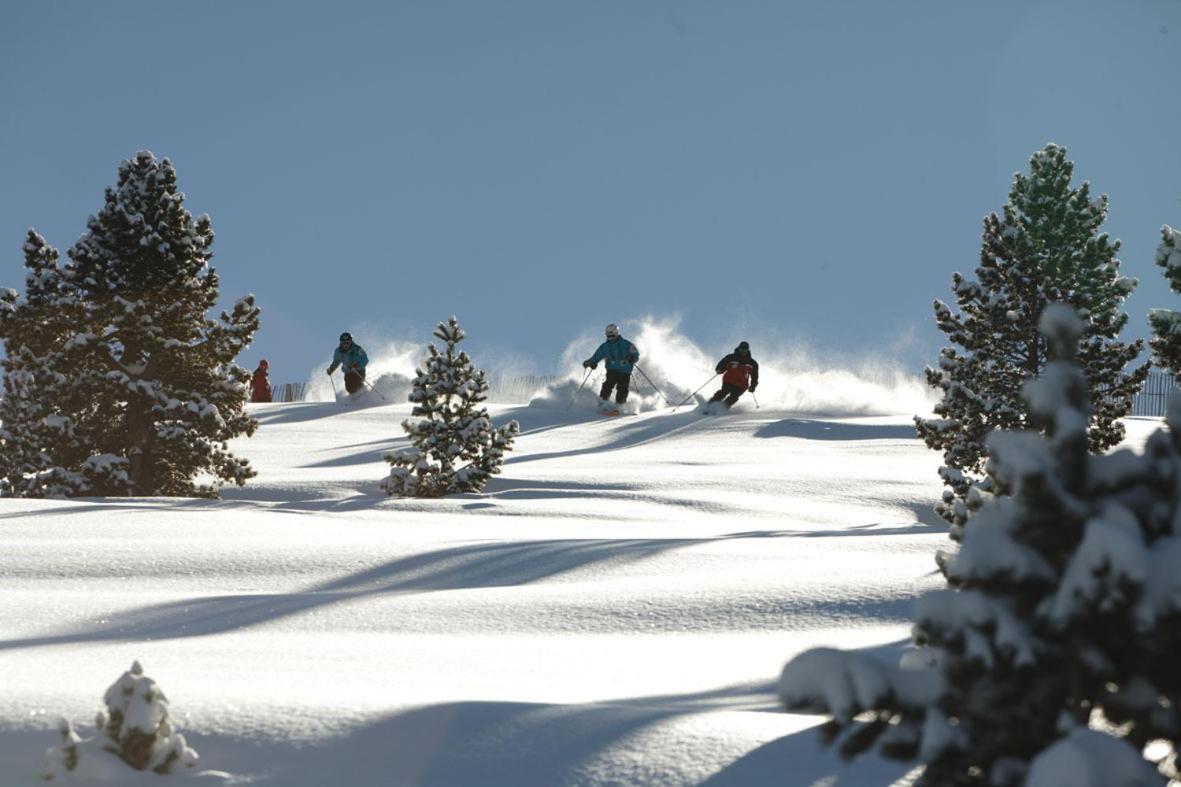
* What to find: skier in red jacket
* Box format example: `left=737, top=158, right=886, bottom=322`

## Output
left=708, top=341, right=759, bottom=409
left=250, top=360, right=272, bottom=403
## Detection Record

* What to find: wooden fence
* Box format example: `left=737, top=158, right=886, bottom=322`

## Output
left=485, top=375, right=563, bottom=403
left=267, top=375, right=561, bottom=404
left=243, top=369, right=1181, bottom=415
left=272, top=382, right=308, bottom=403
left=1130, top=369, right=1180, bottom=418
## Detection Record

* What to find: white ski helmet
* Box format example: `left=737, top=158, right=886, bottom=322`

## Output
left=605, top=323, right=620, bottom=339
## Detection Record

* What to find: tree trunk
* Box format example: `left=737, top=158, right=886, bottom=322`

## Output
left=126, top=401, right=152, bottom=494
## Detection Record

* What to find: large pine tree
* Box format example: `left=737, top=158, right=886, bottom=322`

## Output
left=915, top=144, right=1147, bottom=531
left=1147, top=224, right=1181, bottom=378
left=782, top=305, right=1181, bottom=786
left=383, top=317, right=519, bottom=498
left=0, top=151, right=260, bottom=497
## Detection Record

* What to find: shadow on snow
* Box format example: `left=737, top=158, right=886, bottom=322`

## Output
left=0, top=533, right=926, bottom=651
left=754, top=419, right=919, bottom=441
left=0, top=676, right=917, bottom=786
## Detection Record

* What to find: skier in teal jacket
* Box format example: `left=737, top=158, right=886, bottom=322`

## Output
left=327, top=332, right=369, bottom=394
left=583, top=324, right=640, bottom=407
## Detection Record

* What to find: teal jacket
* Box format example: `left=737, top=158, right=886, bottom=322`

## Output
left=587, top=337, right=639, bottom=374
left=329, top=343, right=369, bottom=375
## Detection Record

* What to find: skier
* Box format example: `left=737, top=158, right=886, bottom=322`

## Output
left=582, top=324, right=640, bottom=412
left=327, top=332, right=369, bottom=395
left=707, top=341, right=759, bottom=410
left=250, top=359, right=272, bottom=403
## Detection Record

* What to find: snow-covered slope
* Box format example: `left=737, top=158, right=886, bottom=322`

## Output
left=3, top=400, right=1148, bottom=785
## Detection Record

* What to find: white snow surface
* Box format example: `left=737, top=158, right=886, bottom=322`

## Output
left=1025, top=728, right=1162, bottom=787
left=0, top=395, right=1161, bottom=785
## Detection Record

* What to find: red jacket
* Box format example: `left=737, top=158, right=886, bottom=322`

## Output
left=715, top=352, right=759, bottom=391
left=251, top=367, right=272, bottom=402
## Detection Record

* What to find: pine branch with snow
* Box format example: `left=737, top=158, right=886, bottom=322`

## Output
left=0, top=230, right=99, bottom=497
left=786, top=304, right=1181, bottom=786
left=382, top=316, right=520, bottom=497
left=915, top=144, right=1148, bottom=532
left=1148, top=224, right=1181, bottom=380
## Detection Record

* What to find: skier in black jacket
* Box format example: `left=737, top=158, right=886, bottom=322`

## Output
left=708, top=341, right=759, bottom=409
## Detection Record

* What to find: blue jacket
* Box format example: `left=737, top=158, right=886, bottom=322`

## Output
left=587, top=337, right=639, bottom=374
left=329, top=343, right=369, bottom=375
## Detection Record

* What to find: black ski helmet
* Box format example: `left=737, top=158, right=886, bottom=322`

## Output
left=339, top=332, right=353, bottom=343
left=736, top=341, right=750, bottom=353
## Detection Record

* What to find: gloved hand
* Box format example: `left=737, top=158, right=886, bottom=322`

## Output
left=583, top=360, right=594, bottom=369
left=326, top=368, right=333, bottom=376
left=749, top=385, right=758, bottom=393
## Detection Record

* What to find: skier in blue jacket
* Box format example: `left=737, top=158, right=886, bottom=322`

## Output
left=583, top=324, right=640, bottom=408
left=327, top=332, right=369, bottom=394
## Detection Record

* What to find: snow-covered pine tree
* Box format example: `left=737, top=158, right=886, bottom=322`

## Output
left=383, top=316, right=520, bottom=497
left=44, top=660, right=199, bottom=779
left=0, top=231, right=94, bottom=497
left=915, top=143, right=1148, bottom=532
left=0, top=151, right=260, bottom=497
left=782, top=304, right=1181, bottom=787
left=97, top=660, right=198, bottom=773
left=1147, top=224, right=1181, bottom=378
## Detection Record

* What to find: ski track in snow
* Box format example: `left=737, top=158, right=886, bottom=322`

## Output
left=0, top=402, right=1160, bottom=786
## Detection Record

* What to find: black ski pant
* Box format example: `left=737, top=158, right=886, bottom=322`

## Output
left=599, top=370, right=632, bottom=404
left=344, top=370, right=366, bottom=395
left=709, top=382, right=746, bottom=408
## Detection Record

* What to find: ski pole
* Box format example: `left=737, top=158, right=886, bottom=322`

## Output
left=751, top=391, right=760, bottom=409
left=566, top=368, right=593, bottom=410
left=328, top=370, right=339, bottom=399
left=633, top=364, right=672, bottom=406
left=672, top=373, right=719, bottom=411
left=354, top=369, right=387, bottom=401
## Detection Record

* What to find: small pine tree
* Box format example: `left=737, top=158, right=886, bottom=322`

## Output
left=1148, top=224, right=1181, bottom=379
left=383, top=316, right=520, bottom=497
left=98, top=661, right=197, bottom=773
left=44, top=661, right=198, bottom=779
left=915, top=143, right=1148, bottom=532
left=43, top=718, right=82, bottom=780
left=0, top=151, right=260, bottom=497
left=782, top=304, right=1181, bottom=786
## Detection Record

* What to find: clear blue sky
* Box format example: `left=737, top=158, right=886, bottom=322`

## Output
left=3, top=0, right=1180, bottom=381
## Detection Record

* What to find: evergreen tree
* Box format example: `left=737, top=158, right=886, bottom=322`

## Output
left=0, top=231, right=94, bottom=496
left=1147, top=224, right=1181, bottom=378
left=97, top=660, right=198, bottom=773
left=782, top=304, right=1181, bottom=786
left=0, top=151, right=260, bottom=497
left=915, top=144, right=1148, bottom=531
left=383, top=317, right=519, bottom=498
left=44, top=661, right=199, bottom=779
